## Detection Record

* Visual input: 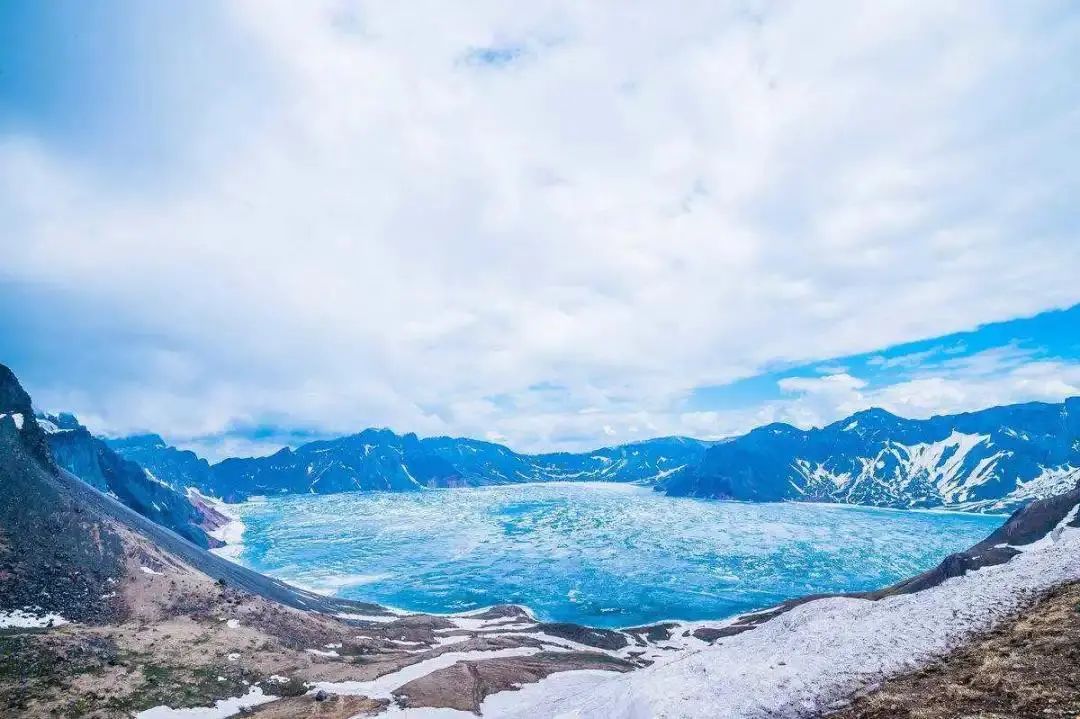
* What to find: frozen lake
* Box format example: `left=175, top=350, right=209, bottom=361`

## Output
left=223, top=482, right=1003, bottom=627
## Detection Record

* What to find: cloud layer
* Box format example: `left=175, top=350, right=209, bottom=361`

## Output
left=1, top=1, right=1078, bottom=458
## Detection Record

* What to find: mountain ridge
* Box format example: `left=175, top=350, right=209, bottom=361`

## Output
left=110, top=428, right=712, bottom=501
left=98, top=396, right=1080, bottom=512
left=5, top=360, right=1080, bottom=718
left=660, top=396, right=1080, bottom=512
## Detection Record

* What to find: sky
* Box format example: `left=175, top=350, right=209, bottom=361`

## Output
left=1, top=1, right=1078, bottom=461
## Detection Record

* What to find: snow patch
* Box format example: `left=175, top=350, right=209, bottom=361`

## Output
left=311, top=647, right=540, bottom=700
left=0, top=608, right=70, bottom=629
left=134, top=686, right=276, bottom=719
left=334, top=612, right=400, bottom=623
left=306, top=648, right=340, bottom=657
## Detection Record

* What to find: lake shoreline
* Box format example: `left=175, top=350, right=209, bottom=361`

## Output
left=213, top=482, right=1003, bottom=628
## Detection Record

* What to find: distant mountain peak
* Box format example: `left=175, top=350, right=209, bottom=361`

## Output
left=107, top=432, right=169, bottom=450
left=0, top=363, right=33, bottom=415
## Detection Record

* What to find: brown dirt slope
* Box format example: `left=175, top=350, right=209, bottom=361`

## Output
left=827, top=581, right=1080, bottom=719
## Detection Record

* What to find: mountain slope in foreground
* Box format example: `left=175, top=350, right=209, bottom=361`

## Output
left=662, top=398, right=1080, bottom=512
left=3, top=361, right=1080, bottom=718
left=0, top=364, right=678, bottom=717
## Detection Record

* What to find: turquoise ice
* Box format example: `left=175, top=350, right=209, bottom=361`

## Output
left=227, top=482, right=1003, bottom=628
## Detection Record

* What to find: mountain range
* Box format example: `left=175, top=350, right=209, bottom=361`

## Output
left=660, top=399, right=1080, bottom=512
left=108, top=429, right=710, bottom=502
left=4, top=359, right=1080, bottom=718
left=32, top=395, right=1080, bottom=517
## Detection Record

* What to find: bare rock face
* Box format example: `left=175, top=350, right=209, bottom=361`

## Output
left=392, top=651, right=635, bottom=713
left=0, top=364, right=128, bottom=625
left=624, top=623, right=677, bottom=645
left=534, top=622, right=629, bottom=650
left=691, top=625, right=753, bottom=644
left=251, top=694, right=388, bottom=718
left=466, top=604, right=533, bottom=621
left=43, top=413, right=215, bottom=549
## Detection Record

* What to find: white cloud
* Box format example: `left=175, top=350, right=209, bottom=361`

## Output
left=2, top=1, right=1078, bottom=457
left=752, top=349, right=1080, bottom=433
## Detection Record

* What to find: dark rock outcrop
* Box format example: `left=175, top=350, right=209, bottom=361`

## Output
left=876, top=481, right=1080, bottom=597
left=0, top=365, right=127, bottom=625
left=534, top=622, right=629, bottom=650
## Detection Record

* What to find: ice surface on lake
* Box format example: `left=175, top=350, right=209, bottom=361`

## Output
left=225, top=482, right=1002, bottom=627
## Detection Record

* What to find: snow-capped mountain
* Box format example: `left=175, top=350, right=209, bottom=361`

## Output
left=660, top=398, right=1080, bottom=512
left=111, top=429, right=710, bottom=502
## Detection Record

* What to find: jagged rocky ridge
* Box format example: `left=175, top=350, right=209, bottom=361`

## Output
left=113, top=429, right=709, bottom=502
left=661, top=399, right=1080, bottom=512
left=0, top=367, right=128, bottom=625
left=37, top=413, right=217, bottom=549
left=106, top=432, right=214, bottom=493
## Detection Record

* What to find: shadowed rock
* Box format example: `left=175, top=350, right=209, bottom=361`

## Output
left=624, top=623, right=676, bottom=644
left=251, top=694, right=388, bottom=718
left=691, top=625, right=755, bottom=643
left=466, top=605, right=533, bottom=621
left=534, top=622, right=629, bottom=650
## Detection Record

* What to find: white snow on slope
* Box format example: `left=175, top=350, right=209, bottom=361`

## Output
left=952, top=464, right=1080, bottom=512
left=0, top=608, right=69, bottom=629
left=0, top=412, right=24, bottom=430
left=791, top=432, right=1019, bottom=506
left=143, top=468, right=174, bottom=488
left=500, top=518, right=1080, bottom=719
left=193, top=489, right=247, bottom=561
left=311, top=647, right=540, bottom=700
left=135, top=686, right=276, bottom=719
left=35, top=416, right=63, bottom=433
left=1009, top=465, right=1080, bottom=506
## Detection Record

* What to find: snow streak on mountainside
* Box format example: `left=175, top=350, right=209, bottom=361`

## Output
left=112, top=430, right=710, bottom=502
left=662, top=399, right=1080, bottom=512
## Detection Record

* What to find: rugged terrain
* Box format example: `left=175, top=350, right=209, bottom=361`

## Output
left=40, top=413, right=216, bottom=549
left=4, top=359, right=1080, bottom=718
left=662, top=399, right=1080, bottom=512
left=0, top=364, right=718, bottom=717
